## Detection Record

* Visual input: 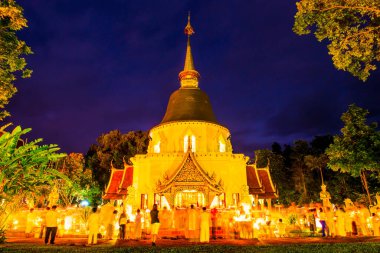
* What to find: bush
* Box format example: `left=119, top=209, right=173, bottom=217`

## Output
left=0, top=227, right=6, bottom=244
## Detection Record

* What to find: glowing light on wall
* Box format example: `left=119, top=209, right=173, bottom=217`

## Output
left=175, top=190, right=204, bottom=207
left=232, top=193, right=240, bottom=206
left=253, top=218, right=266, bottom=230
left=241, top=203, right=251, bottom=215
left=210, top=195, right=219, bottom=208
left=64, top=216, right=73, bottom=230
left=13, top=219, right=18, bottom=230
left=161, top=196, right=171, bottom=210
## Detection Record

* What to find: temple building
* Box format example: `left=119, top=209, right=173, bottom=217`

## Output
left=103, top=16, right=277, bottom=210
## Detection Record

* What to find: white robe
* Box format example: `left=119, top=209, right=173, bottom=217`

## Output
left=88, top=213, right=100, bottom=244
left=188, top=209, right=197, bottom=231
left=200, top=211, right=210, bottom=242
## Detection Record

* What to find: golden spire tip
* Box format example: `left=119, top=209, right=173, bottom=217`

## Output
left=179, top=12, right=199, bottom=88
left=184, top=11, right=194, bottom=36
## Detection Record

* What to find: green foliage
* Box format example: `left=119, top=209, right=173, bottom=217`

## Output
left=304, top=154, right=328, bottom=185
left=56, top=153, right=101, bottom=207
left=293, top=0, right=380, bottom=81
left=289, top=140, right=313, bottom=204
left=0, top=124, right=66, bottom=200
left=0, top=0, right=32, bottom=120
left=79, top=206, right=91, bottom=224
left=0, top=227, right=5, bottom=243
left=254, top=149, right=293, bottom=205
left=0, top=124, right=66, bottom=241
left=85, top=130, right=149, bottom=190
left=326, top=104, right=380, bottom=204
left=254, top=135, right=364, bottom=206
left=326, top=104, right=380, bottom=176
left=287, top=213, right=298, bottom=225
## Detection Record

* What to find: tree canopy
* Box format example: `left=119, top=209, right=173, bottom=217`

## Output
left=293, top=0, right=380, bottom=81
left=0, top=0, right=32, bottom=120
left=304, top=154, right=329, bottom=185
left=56, top=153, right=101, bottom=207
left=252, top=135, right=366, bottom=205
left=326, top=104, right=380, bottom=176
left=326, top=104, right=380, bottom=204
left=85, top=130, right=149, bottom=191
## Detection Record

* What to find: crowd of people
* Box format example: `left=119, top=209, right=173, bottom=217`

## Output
left=21, top=198, right=380, bottom=246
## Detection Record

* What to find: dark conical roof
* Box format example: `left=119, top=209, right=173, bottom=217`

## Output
left=160, top=88, right=218, bottom=124
left=160, top=15, right=218, bottom=125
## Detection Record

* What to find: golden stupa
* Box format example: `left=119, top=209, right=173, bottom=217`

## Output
left=104, top=15, right=277, bottom=210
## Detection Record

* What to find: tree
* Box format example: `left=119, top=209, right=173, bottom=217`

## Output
left=0, top=125, right=66, bottom=200
left=56, top=153, right=100, bottom=207
left=254, top=149, right=294, bottom=205
left=293, top=0, right=380, bottom=81
left=85, top=130, right=149, bottom=191
left=0, top=124, right=65, bottom=234
left=326, top=104, right=380, bottom=205
left=304, top=154, right=329, bottom=185
left=0, top=0, right=32, bottom=120
left=290, top=140, right=312, bottom=203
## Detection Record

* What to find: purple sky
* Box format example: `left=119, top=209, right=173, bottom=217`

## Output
left=7, top=0, right=380, bottom=155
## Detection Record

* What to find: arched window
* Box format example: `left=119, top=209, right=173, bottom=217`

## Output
left=153, top=141, right=160, bottom=153
left=219, top=136, right=226, bottom=153
left=184, top=135, right=196, bottom=152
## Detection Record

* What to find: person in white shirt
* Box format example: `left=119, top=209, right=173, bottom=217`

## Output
left=25, top=208, right=35, bottom=237
left=45, top=205, right=59, bottom=245
left=87, top=207, right=100, bottom=245
left=134, top=209, right=142, bottom=240
left=106, top=210, right=117, bottom=240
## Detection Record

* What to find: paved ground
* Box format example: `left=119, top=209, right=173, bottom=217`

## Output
left=3, top=236, right=380, bottom=248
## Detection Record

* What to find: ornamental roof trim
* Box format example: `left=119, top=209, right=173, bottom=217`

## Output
left=103, top=168, right=124, bottom=200
left=156, top=150, right=223, bottom=194
left=103, top=162, right=134, bottom=200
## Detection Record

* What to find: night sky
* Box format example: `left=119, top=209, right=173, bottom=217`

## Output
left=7, top=0, right=380, bottom=156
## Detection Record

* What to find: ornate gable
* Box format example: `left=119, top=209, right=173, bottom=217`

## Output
left=174, top=155, right=205, bottom=182
left=156, top=151, right=223, bottom=194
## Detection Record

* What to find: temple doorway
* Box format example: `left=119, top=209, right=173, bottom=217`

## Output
left=174, top=190, right=205, bottom=207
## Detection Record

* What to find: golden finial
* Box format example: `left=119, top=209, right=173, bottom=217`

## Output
left=184, top=12, right=194, bottom=36
left=179, top=12, right=200, bottom=88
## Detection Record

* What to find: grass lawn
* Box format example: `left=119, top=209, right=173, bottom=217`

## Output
left=1, top=242, right=380, bottom=253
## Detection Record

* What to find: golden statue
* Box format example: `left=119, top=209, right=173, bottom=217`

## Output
left=48, top=185, right=59, bottom=207
left=344, top=198, right=355, bottom=211
left=319, top=184, right=331, bottom=208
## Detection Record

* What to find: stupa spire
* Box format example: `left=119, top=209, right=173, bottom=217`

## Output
left=179, top=12, right=200, bottom=88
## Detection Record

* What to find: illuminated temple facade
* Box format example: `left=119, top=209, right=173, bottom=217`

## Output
left=103, top=16, right=277, bottom=209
